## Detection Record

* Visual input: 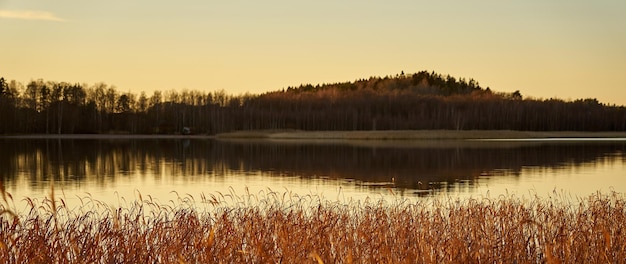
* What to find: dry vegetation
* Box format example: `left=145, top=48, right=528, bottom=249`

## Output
left=217, top=129, right=626, bottom=140
left=1, top=186, right=625, bottom=263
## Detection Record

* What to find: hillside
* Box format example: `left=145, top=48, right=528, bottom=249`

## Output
left=249, top=71, right=624, bottom=132
left=279, top=71, right=492, bottom=97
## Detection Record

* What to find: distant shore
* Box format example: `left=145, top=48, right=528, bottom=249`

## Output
left=2, top=130, right=626, bottom=140
left=0, top=134, right=213, bottom=139
left=216, top=130, right=626, bottom=140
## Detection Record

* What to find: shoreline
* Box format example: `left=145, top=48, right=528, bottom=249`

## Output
left=2, top=130, right=626, bottom=140
left=0, top=134, right=215, bottom=139
left=216, top=130, right=626, bottom=140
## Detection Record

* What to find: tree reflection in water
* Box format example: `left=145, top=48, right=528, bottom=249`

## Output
left=1, top=138, right=624, bottom=198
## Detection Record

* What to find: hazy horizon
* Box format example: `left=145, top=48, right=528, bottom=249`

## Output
left=2, top=1, right=625, bottom=106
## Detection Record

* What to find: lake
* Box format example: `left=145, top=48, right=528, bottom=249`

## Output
left=1, top=137, right=625, bottom=210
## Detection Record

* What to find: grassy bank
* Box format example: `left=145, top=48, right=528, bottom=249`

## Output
left=1, top=189, right=625, bottom=263
left=3, top=130, right=626, bottom=140
left=217, top=130, right=626, bottom=140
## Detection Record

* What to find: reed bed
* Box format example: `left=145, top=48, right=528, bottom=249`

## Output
left=1, top=187, right=625, bottom=263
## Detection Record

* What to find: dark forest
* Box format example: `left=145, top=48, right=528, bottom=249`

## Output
left=1, top=71, right=625, bottom=134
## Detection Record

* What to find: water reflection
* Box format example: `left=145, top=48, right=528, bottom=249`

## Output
left=1, top=138, right=624, bottom=201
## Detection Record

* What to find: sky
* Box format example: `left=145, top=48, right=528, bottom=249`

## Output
left=1, top=1, right=625, bottom=106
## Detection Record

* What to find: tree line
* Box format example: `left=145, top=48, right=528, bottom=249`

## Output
left=1, top=71, right=625, bottom=134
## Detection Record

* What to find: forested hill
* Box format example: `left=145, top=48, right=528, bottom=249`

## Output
left=0, top=71, right=624, bottom=135
left=280, top=71, right=491, bottom=97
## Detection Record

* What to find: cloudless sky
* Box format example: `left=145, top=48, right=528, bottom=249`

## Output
left=2, top=1, right=625, bottom=105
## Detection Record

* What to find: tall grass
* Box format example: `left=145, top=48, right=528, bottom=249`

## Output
left=1, top=185, right=625, bottom=263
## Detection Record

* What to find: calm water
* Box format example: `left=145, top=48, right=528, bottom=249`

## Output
left=1, top=137, right=625, bottom=210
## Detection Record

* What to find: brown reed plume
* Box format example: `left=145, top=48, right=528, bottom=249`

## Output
left=0, top=188, right=625, bottom=263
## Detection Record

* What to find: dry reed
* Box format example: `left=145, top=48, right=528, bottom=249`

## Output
left=0, top=186, right=625, bottom=263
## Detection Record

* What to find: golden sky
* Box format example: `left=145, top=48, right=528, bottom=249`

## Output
left=1, top=1, right=625, bottom=105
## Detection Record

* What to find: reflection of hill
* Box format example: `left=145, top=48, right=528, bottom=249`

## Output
left=214, top=140, right=626, bottom=194
left=1, top=139, right=624, bottom=194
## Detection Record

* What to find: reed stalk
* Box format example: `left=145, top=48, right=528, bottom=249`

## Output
left=0, top=187, right=624, bottom=263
